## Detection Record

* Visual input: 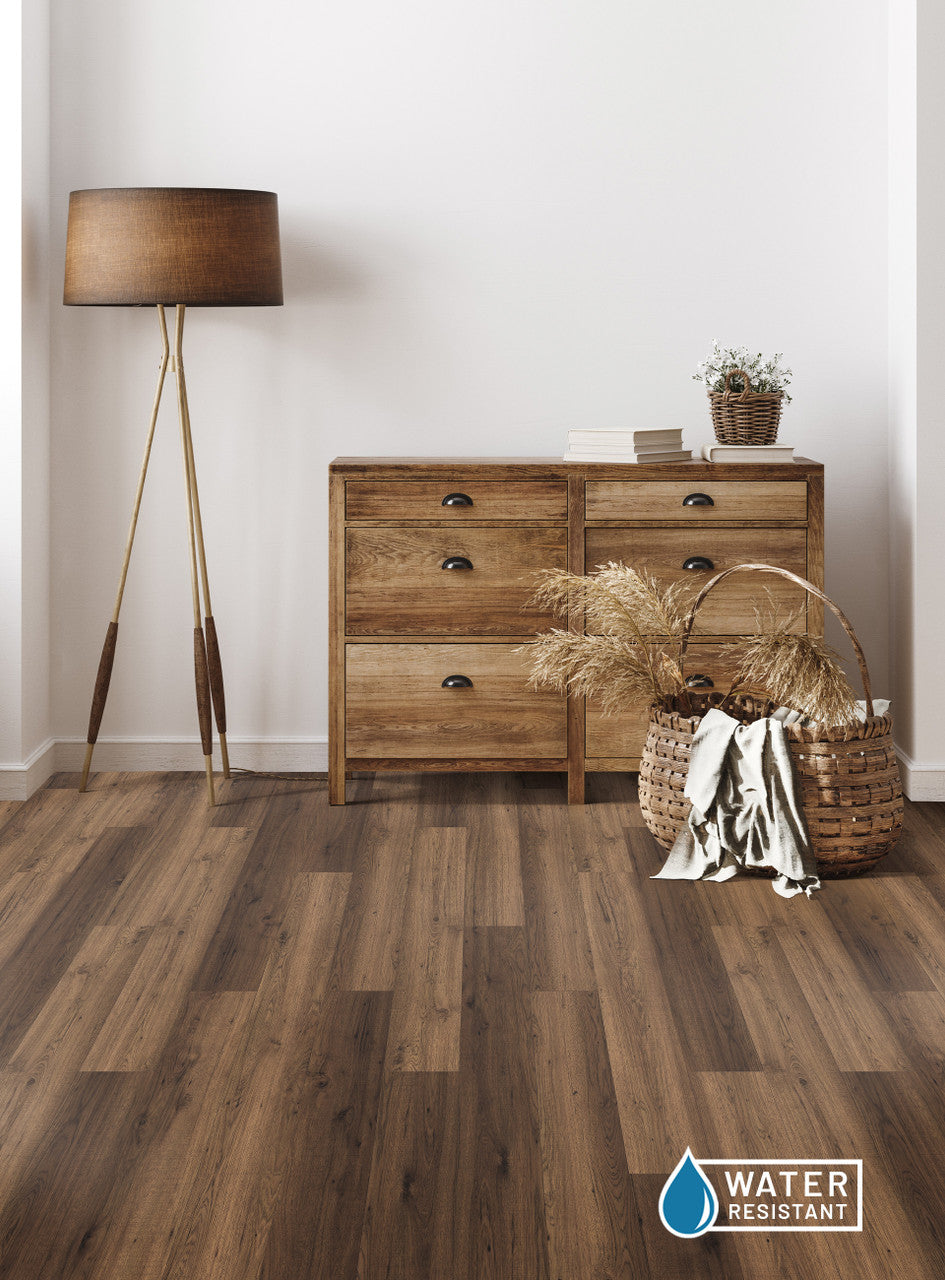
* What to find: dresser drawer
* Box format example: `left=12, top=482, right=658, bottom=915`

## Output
left=346, top=527, right=566, bottom=635
left=345, top=643, right=567, bottom=758
left=346, top=479, right=568, bottom=521
left=586, top=479, right=807, bottom=522
left=585, top=643, right=738, bottom=758
left=585, top=527, right=808, bottom=634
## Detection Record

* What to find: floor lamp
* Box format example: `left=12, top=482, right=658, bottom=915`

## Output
left=64, top=187, right=283, bottom=805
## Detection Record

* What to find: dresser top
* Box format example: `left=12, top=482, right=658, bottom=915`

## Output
left=330, top=456, right=823, bottom=480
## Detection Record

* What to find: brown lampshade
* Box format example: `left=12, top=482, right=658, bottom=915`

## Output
left=64, top=187, right=283, bottom=306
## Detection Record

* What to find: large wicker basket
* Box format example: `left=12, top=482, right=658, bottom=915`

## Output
left=708, top=368, right=783, bottom=445
left=638, top=564, right=903, bottom=877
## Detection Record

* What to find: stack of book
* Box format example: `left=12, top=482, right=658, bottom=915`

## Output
left=563, top=428, right=691, bottom=463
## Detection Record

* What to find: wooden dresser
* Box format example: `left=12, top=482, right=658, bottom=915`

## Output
left=329, top=457, right=824, bottom=803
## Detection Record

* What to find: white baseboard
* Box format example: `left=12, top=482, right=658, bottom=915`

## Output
left=7, top=740, right=939, bottom=804
left=896, top=749, right=945, bottom=802
left=0, top=738, right=58, bottom=801
left=1, top=737, right=328, bottom=801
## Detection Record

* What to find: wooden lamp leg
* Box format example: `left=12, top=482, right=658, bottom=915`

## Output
left=80, top=305, right=171, bottom=792
left=173, top=305, right=215, bottom=806
left=178, top=345, right=230, bottom=778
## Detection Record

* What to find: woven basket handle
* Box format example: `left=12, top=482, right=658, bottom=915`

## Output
left=679, top=562, right=874, bottom=717
left=722, top=368, right=752, bottom=397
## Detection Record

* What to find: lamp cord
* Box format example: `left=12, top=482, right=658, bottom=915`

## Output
left=226, top=767, right=327, bottom=783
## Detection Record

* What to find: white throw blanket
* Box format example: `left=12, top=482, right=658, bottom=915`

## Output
left=651, top=707, right=821, bottom=898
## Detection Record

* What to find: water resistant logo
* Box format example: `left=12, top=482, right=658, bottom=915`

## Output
left=658, top=1151, right=863, bottom=1235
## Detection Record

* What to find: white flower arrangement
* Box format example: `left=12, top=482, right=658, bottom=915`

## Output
left=693, top=341, right=793, bottom=402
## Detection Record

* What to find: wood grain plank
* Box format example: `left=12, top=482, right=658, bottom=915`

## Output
left=774, top=912, right=910, bottom=1072
left=8, top=923, right=152, bottom=1074
left=644, top=866, right=764, bottom=1073
left=258, top=991, right=392, bottom=1280
left=359, top=1071, right=463, bottom=1279
left=518, top=798, right=596, bottom=991
left=816, top=876, right=938, bottom=993
left=74, top=990, right=259, bottom=1280
left=874, top=989, right=945, bottom=1084
left=531, top=990, right=643, bottom=1279
left=193, top=780, right=342, bottom=992
left=0, top=1070, right=78, bottom=1221
left=386, top=827, right=465, bottom=1072
left=210, top=773, right=326, bottom=829
left=0, top=826, right=145, bottom=1064
left=459, top=926, right=550, bottom=1280
left=158, top=872, right=353, bottom=1280
left=0, top=788, right=86, bottom=880
left=580, top=835, right=717, bottom=1174
left=335, top=797, right=418, bottom=991
left=843, top=1071, right=945, bottom=1278
left=713, top=922, right=836, bottom=1072
left=0, top=800, right=20, bottom=835
left=0, top=1072, right=150, bottom=1279
left=630, top=1174, right=747, bottom=1280
left=462, top=773, right=526, bottom=927
left=95, top=793, right=223, bottom=927
left=81, top=827, right=255, bottom=1070
left=862, top=874, right=945, bottom=995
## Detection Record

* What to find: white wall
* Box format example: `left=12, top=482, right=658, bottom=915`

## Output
left=1, top=5, right=24, bottom=774
left=44, top=0, right=890, bottom=772
left=1, top=0, right=51, bottom=800
left=22, top=0, right=51, bottom=768
left=889, top=0, right=945, bottom=799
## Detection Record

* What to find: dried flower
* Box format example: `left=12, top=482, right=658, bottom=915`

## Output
left=521, top=563, right=859, bottom=726
left=721, top=631, right=857, bottom=727
left=528, top=562, right=692, bottom=640
left=520, top=563, right=694, bottom=710
left=693, top=340, right=793, bottom=401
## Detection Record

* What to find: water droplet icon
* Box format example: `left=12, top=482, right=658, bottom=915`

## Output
left=658, top=1148, right=719, bottom=1238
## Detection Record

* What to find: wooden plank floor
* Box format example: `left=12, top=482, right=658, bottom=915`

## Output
left=0, top=769, right=944, bottom=1278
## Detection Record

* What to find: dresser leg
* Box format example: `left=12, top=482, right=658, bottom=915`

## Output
left=329, top=770, right=346, bottom=805
left=568, top=763, right=586, bottom=805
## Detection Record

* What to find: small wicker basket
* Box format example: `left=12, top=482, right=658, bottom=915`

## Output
left=708, top=368, right=783, bottom=445
left=638, top=564, right=903, bottom=878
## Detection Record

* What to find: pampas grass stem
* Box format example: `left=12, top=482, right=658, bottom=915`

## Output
left=520, top=563, right=861, bottom=725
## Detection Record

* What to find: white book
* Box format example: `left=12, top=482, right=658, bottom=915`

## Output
left=568, top=428, right=683, bottom=446
left=563, top=446, right=639, bottom=457
left=568, top=441, right=685, bottom=457
left=701, top=442, right=795, bottom=463
left=633, top=440, right=689, bottom=454
left=563, top=449, right=693, bottom=464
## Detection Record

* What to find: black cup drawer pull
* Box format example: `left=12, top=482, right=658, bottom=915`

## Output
left=683, top=492, right=714, bottom=507
left=441, top=674, right=473, bottom=688
left=441, top=555, right=473, bottom=571
left=685, top=674, right=714, bottom=689
left=442, top=492, right=473, bottom=507
left=682, top=556, right=714, bottom=571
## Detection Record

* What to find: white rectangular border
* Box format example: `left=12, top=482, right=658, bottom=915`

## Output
left=698, top=1158, right=863, bottom=1232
